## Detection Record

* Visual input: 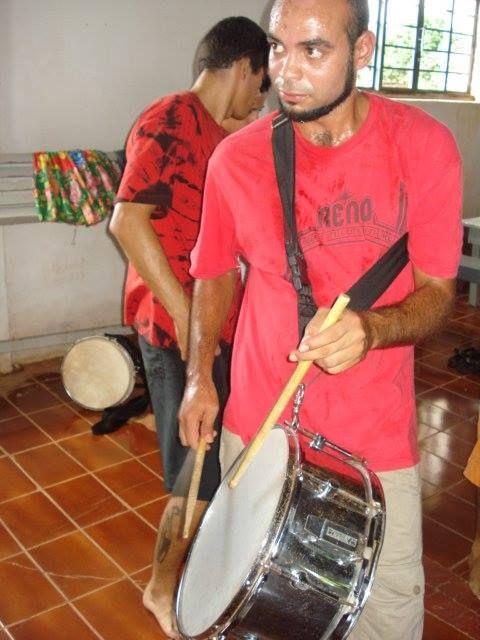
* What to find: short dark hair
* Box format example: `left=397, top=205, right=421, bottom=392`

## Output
left=346, top=0, right=369, bottom=45
left=197, top=16, right=269, bottom=74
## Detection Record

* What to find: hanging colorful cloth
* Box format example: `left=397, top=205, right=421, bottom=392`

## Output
left=33, top=150, right=121, bottom=225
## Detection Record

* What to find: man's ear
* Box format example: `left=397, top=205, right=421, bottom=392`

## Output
left=237, top=57, right=251, bottom=80
left=354, top=30, right=376, bottom=71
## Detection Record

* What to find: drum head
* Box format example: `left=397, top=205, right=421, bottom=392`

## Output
left=177, top=428, right=290, bottom=638
left=61, top=336, right=135, bottom=410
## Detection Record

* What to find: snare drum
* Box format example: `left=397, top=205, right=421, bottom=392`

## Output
left=176, top=426, right=385, bottom=640
left=61, top=335, right=138, bottom=411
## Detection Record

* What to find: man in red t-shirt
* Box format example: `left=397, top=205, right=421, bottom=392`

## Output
left=110, top=17, right=268, bottom=638
left=179, top=1, right=462, bottom=639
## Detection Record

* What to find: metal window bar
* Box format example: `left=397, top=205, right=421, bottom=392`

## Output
left=371, top=0, right=384, bottom=89
left=444, top=0, right=456, bottom=92
left=467, top=0, right=480, bottom=94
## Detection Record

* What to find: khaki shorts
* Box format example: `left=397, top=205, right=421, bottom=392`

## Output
left=219, top=428, right=424, bottom=640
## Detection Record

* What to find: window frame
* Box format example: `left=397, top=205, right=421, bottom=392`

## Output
left=360, top=0, right=480, bottom=100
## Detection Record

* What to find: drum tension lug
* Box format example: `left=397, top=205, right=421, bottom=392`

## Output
left=309, top=434, right=327, bottom=452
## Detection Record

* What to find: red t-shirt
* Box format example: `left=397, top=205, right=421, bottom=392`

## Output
left=116, top=91, right=238, bottom=347
left=191, top=93, right=463, bottom=472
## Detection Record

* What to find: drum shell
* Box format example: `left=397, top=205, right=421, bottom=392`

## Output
left=230, top=459, right=385, bottom=640
left=177, top=429, right=385, bottom=640
left=61, top=336, right=136, bottom=411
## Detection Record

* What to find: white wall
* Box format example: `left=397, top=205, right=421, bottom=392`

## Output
left=399, top=100, right=480, bottom=220
left=0, top=0, right=272, bottom=152
left=0, top=0, right=479, bottom=367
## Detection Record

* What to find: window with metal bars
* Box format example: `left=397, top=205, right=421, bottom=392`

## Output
left=358, top=0, right=479, bottom=96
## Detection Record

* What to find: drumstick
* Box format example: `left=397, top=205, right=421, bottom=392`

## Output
left=229, top=293, right=350, bottom=489
left=183, top=436, right=207, bottom=539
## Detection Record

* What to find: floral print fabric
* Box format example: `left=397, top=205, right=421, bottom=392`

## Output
left=33, top=150, right=121, bottom=225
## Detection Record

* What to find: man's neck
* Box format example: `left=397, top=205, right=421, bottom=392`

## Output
left=191, top=70, right=236, bottom=125
left=295, top=90, right=369, bottom=147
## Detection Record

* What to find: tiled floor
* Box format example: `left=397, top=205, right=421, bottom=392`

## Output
left=1, top=294, right=480, bottom=639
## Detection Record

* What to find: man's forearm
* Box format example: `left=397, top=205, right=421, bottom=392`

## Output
left=187, top=272, right=237, bottom=377
left=110, top=204, right=189, bottom=319
left=361, top=278, right=455, bottom=351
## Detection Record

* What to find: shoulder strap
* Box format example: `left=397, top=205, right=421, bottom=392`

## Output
left=272, top=114, right=317, bottom=336
left=271, top=114, right=409, bottom=331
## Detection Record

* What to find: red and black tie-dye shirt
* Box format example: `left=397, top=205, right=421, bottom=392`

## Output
left=116, top=91, right=239, bottom=348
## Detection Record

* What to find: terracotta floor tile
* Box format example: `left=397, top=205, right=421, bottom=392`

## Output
left=424, top=555, right=456, bottom=587
left=13, top=444, right=84, bottom=487
left=59, top=433, right=131, bottom=471
left=442, top=377, right=480, bottom=400
left=423, top=516, right=472, bottom=568
left=0, top=553, right=64, bottom=625
left=68, top=405, right=104, bottom=424
left=448, top=479, right=477, bottom=506
left=0, top=397, right=20, bottom=422
left=138, top=451, right=163, bottom=478
left=455, top=313, right=480, bottom=329
left=9, top=605, right=98, bottom=640
left=414, top=362, right=457, bottom=387
left=420, top=450, right=464, bottom=488
left=34, top=373, right=71, bottom=403
left=7, top=384, right=60, bottom=414
left=95, top=459, right=166, bottom=508
left=419, top=388, right=479, bottom=419
left=107, top=422, right=159, bottom=456
left=417, top=423, right=439, bottom=442
left=422, top=479, right=441, bottom=499
left=420, top=336, right=461, bottom=355
left=0, top=522, right=21, bottom=560
left=421, top=351, right=459, bottom=375
left=0, top=416, right=50, bottom=454
left=30, top=530, right=123, bottom=599
left=426, top=589, right=480, bottom=637
left=415, top=344, right=434, bottom=360
left=420, top=431, right=473, bottom=468
left=46, top=474, right=126, bottom=527
left=423, top=492, right=476, bottom=540
left=0, top=492, right=75, bottom=548
left=136, top=497, right=169, bottom=528
left=130, top=566, right=151, bottom=591
left=0, top=458, right=36, bottom=503
left=424, top=607, right=478, bottom=639
left=417, top=402, right=464, bottom=431
left=75, top=579, right=165, bottom=640
left=452, top=557, right=471, bottom=580
left=29, top=405, right=90, bottom=440
left=445, top=418, right=478, bottom=444
left=415, top=379, right=434, bottom=395
left=86, top=512, right=156, bottom=574
left=448, top=321, right=480, bottom=341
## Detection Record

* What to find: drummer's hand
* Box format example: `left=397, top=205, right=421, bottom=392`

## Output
left=288, top=308, right=372, bottom=374
left=178, top=375, right=219, bottom=449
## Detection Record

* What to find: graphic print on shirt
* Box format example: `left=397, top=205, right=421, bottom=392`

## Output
left=298, top=181, right=408, bottom=253
left=116, top=92, right=229, bottom=348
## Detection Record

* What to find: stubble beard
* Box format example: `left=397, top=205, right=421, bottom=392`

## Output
left=279, top=54, right=356, bottom=123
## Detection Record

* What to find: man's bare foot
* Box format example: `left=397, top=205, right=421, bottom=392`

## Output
left=143, top=496, right=208, bottom=637
left=143, top=577, right=180, bottom=638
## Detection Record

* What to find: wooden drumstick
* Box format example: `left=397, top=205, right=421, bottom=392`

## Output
left=229, top=293, right=350, bottom=489
left=183, top=436, right=207, bottom=539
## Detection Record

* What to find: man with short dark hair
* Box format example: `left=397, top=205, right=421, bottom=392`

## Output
left=179, top=1, right=462, bottom=638
left=110, top=16, right=268, bottom=638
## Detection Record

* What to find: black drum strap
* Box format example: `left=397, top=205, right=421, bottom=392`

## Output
left=271, top=113, right=409, bottom=337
